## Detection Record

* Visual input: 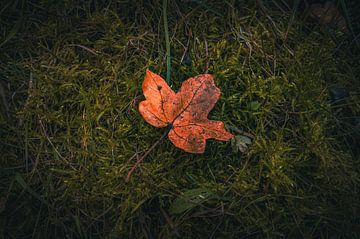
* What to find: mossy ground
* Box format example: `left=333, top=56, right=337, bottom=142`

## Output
left=1, top=0, right=360, bottom=238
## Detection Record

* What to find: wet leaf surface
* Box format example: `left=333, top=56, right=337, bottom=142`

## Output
left=139, top=69, right=233, bottom=153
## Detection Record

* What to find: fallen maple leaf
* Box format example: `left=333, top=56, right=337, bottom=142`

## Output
left=139, top=69, right=233, bottom=153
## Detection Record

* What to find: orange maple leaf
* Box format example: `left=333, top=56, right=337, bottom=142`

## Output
left=139, top=69, right=233, bottom=153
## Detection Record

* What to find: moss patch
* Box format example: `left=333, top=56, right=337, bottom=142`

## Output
left=1, top=1, right=359, bottom=238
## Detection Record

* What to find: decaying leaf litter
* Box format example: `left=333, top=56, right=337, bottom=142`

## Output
left=1, top=1, right=360, bottom=238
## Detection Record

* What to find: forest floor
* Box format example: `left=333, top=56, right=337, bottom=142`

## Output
left=1, top=1, right=360, bottom=238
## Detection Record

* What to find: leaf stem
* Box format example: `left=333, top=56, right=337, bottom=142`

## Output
left=126, top=129, right=169, bottom=182
left=163, top=0, right=171, bottom=84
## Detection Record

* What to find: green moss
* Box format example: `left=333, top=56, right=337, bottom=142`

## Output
left=1, top=1, right=359, bottom=238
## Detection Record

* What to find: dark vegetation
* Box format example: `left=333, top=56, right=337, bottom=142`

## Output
left=1, top=0, right=359, bottom=238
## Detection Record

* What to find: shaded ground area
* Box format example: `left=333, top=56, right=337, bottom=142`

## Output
left=1, top=0, right=360, bottom=238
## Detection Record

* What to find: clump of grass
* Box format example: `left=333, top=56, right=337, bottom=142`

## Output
left=1, top=0, right=359, bottom=238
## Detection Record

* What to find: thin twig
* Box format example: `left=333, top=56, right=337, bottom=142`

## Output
left=126, top=129, right=169, bottom=182
left=126, top=151, right=140, bottom=164
left=228, top=125, right=255, bottom=139
left=160, top=207, right=180, bottom=236
left=67, top=44, right=99, bottom=55
left=180, top=37, right=191, bottom=64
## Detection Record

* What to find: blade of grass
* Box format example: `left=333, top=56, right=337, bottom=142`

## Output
left=339, top=0, right=359, bottom=47
left=163, top=0, right=171, bottom=84
left=14, top=173, right=48, bottom=206
left=0, top=0, right=24, bottom=48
